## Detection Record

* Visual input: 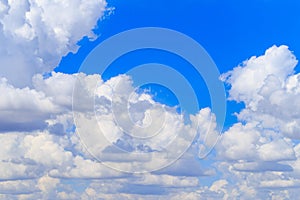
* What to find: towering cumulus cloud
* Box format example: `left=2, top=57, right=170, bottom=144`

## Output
left=0, top=0, right=107, bottom=87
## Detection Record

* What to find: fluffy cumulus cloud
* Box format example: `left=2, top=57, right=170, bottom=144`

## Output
left=0, top=0, right=107, bottom=87
left=215, top=45, right=300, bottom=199
left=0, top=49, right=218, bottom=198
left=0, top=78, right=60, bottom=132
left=221, top=45, right=300, bottom=139
left=0, top=71, right=219, bottom=198
left=1, top=0, right=300, bottom=199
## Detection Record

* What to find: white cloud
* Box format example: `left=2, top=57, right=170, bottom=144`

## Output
left=32, top=72, right=76, bottom=109
left=0, top=180, right=38, bottom=195
left=0, top=131, right=71, bottom=180
left=0, top=78, right=59, bottom=132
left=23, top=133, right=73, bottom=167
left=214, top=45, right=300, bottom=199
left=49, top=156, right=127, bottom=179
left=218, top=122, right=260, bottom=161
left=0, top=1, right=221, bottom=197
left=258, top=139, right=295, bottom=162
left=0, top=162, right=29, bottom=180
left=218, top=122, right=296, bottom=164
left=259, top=179, right=300, bottom=189
left=219, top=46, right=299, bottom=164
left=0, top=0, right=107, bottom=87
left=222, top=45, right=300, bottom=139
left=221, top=45, right=297, bottom=110
left=0, top=0, right=299, bottom=197
left=233, top=162, right=293, bottom=172
left=0, top=70, right=220, bottom=197
left=72, top=73, right=216, bottom=173
left=133, top=174, right=199, bottom=187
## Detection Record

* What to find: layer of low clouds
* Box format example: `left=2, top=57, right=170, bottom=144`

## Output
left=0, top=72, right=219, bottom=198
left=1, top=1, right=300, bottom=199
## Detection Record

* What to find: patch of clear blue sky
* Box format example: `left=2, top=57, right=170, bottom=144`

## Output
left=56, top=0, right=300, bottom=129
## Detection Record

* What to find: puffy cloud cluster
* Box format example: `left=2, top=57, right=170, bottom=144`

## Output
left=0, top=70, right=217, bottom=198
left=0, top=77, right=59, bottom=132
left=215, top=45, right=300, bottom=199
left=1, top=41, right=300, bottom=200
left=0, top=0, right=107, bottom=87
left=221, top=45, right=300, bottom=139
left=1, top=1, right=300, bottom=198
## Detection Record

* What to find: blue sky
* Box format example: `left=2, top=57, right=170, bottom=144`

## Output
left=57, top=0, right=300, bottom=74
left=56, top=0, right=300, bottom=128
left=1, top=0, right=300, bottom=199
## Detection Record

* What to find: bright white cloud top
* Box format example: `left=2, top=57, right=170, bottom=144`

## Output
left=0, top=1, right=300, bottom=199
